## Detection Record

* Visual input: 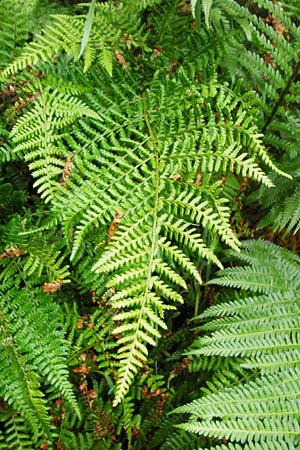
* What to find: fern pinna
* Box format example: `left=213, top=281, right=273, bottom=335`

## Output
left=174, top=240, right=300, bottom=448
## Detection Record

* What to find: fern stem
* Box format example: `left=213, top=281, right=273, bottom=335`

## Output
left=113, top=96, right=161, bottom=406
left=194, top=278, right=201, bottom=317
left=194, top=227, right=215, bottom=317
left=261, top=60, right=300, bottom=133
left=142, top=91, right=160, bottom=304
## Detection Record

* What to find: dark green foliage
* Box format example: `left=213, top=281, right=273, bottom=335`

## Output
left=0, top=0, right=300, bottom=448
left=0, top=289, right=80, bottom=442
left=0, top=0, right=33, bottom=68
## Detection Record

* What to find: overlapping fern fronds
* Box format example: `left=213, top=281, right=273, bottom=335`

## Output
left=255, top=110, right=300, bottom=234
left=193, top=0, right=300, bottom=95
left=5, top=54, right=288, bottom=403
left=174, top=239, right=300, bottom=448
left=0, top=287, right=80, bottom=445
left=2, top=0, right=300, bottom=444
left=0, top=212, right=79, bottom=445
left=191, top=0, right=300, bottom=238
left=10, top=84, right=100, bottom=203
left=0, top=215, right=70, bottom=288
left=2, top=0, right=158, bottom=77
left=0, top=0, right=72, bottom=71
left=0, top=0, right=34, bottom=68
left=46, top=67, right=286, bottom=405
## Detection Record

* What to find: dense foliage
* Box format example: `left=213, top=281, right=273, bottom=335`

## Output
left=0, top=0, right=299, bottom=448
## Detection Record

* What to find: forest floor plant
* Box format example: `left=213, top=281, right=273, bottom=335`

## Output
left=0, top=0, right=299, bottom=448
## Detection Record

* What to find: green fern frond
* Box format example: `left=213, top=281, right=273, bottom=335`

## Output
left=232, top=238, right=300, bottom=264
left=243, top=349, right=300, bottom=373
left=206, top=266, right=292, bottom=293
left=159, top=427, right=202, bottom=450
left=121, top=395, right=143, bottom=448
left=197, top=292, right=294, bottom=319
left=214, top=0, right=300, bottom=94
left=57, top=428, right=118, bottom=450
left=175, top=367, right=300, bottom=417
left=270, top=189, right=300, bottom=234
left=177, top=416, right=300, bottom=444
left=0, top=0, right=73, bottom=70
left=2, top=14, right=84, bottom=76
left=255, top=132, right=300, bottom=234
left=2, top=1, right=157, bottom=77
left=0, top=344, right=50, bottom=442
left=175, top=240, right=300, bottom=446
left=10, top=85, right=100, bottom=203
left=96, top=37, right=113, bottom=77
left=0, top=216, right=70, bottom=285
left=207, top=239, right=300, bottom=293
left=5, top=288, right=80, bottom=410
left=1, top=0, right=300, bottom=448
left=0, top=414, right=33, bottom=450
left=0, top=287, right=80, bottom=446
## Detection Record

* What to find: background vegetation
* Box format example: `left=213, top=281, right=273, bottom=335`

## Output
left=0, top=0, right=299, bottom=448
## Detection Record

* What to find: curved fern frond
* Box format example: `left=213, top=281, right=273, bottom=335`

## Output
left=52, top=71, right=279, bottom=404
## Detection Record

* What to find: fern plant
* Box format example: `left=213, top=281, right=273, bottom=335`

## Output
left=1, top=0, right=300, bottom=448
left=1, top=0, right=293, bottom=409
left=8, top=58, right=287, bottom=404
left=173, top=239, right=300, bottom=448
left=253, top=105, right=300, bottom=234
